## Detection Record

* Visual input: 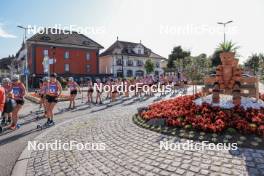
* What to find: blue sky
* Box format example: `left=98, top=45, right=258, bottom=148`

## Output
left=0, top=0, right=263, bottom=63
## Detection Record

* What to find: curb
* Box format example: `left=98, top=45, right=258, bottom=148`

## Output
left=11, top=112, right=89, bottom=176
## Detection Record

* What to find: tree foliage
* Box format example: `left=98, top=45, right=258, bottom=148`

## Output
left=167, top=46, right=190, bottom=69
left=244, top=53, right=264, bottom=75
left=144, top=59, right=155, bottom=74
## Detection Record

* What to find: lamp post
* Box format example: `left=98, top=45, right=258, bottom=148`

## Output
left=17, top=25, right=32, bottom=91
left=217, top=20, right=233, bottom=43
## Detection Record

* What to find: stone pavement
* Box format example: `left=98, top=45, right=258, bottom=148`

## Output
left=14, top=88, right=264, bottom=176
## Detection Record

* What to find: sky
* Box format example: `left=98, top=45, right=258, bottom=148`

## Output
left=0, top=0, right=263, bottom=63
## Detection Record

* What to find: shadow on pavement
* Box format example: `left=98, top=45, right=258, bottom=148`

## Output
left=0, top=128, right=38, bottom=146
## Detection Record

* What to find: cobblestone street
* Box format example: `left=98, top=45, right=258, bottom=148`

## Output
left=13, top=91, right=264, bottom=176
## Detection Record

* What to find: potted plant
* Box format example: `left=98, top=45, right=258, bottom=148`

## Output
left=216, top=41, right=239, bottom=62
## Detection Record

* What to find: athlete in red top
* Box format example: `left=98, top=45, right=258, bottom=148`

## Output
left=1, top=78, right=13, bottom=124
left=0, top=86, right=5, bottom=115
left=11, top=75, right=26, bottom=130
left=67, top=77, right=80, bottom=109
left=45, top=73, right=62, bottom=125
left=39, top=77, right=49, bottom=117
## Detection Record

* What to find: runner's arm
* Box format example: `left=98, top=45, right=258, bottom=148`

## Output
left=57, top=82, right=63, bottom=97
left=21, top=83, right=27, bottom=97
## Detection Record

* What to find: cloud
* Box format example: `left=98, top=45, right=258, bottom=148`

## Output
left=0, top=26, right=16, bottom=38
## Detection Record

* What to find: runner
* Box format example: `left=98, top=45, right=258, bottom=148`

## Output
left=87, top=79, right=94, bottom=104
left=11, top=75, right=26, bottom=130
left=38, top=77, right=49, bottom=117
left=148, top=76, right=154, bottom=96
left=111, top=79, right=118, bottom=102
left=1, top=78, right=13, bottom=125
left=172, top=74, right=179, bottom=94
left=95, top=79, right=103, bottom=104
left=159, top=75, right=166, bottom=96
left=67, top=77, right=80, bottom=109
left=0, top=83, right=5, bottom=126
left=45, top=73, right=62, bottom=125
left=105, top=79, right=112, bottom=99
left=123, top=78, right=129, bottom=97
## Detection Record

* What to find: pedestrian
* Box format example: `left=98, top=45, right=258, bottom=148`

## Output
left=67, top=77, right=80, bottom=109
left=45, top=73, right=62, bottom=126
left=11, top=75, right=26, bottom=130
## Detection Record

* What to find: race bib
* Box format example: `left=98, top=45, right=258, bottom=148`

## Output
left=12, top=87, right=20, bottom=96
left=49, top=85, right=57, bottom=93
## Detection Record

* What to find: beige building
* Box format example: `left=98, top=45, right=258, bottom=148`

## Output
left=99, top=40, right=165, bottom=77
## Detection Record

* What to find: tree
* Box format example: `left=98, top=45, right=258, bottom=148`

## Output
left=144, top=59, right=155, bottom=74
left=244, top=53, right=264, bottom=75
left=185, top=54, right=212, bottom=84
left=210, top=50, right=222, bottom=67
left=167, top=46, right=191, bottom=69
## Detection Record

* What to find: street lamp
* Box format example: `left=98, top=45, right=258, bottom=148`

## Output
left=17, top=25, right=33, bottom=91
left=217, top=20, right=233, bottom=43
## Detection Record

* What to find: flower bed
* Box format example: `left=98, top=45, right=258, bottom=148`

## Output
left=140, top=94, right=264, bottom=136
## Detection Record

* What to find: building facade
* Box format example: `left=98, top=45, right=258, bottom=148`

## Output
left=99, top=40, right=165, bottom=77
left=0, top=55, right=16, bottom=81
left=22, top=28, right=103, bottom=82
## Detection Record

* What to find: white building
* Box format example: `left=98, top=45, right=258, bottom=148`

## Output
left=99, top=40, right=165, bottom=77
left=0, top=56, right=16, bottom=81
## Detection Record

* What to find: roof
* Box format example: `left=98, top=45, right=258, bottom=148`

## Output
left=100, top=40, right=165, bottom=59
left=27, top=28, right=104, bottom=49
left=0, top=56, right=15, bottom=70
left=15, top=42, right=26, bottom=59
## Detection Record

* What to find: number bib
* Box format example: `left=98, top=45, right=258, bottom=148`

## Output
left=49, top=85, right=57, bottom=94
left=12, top=87, right=20, bottom=97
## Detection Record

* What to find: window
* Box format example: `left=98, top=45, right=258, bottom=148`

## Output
left=86, top=64, right=91, bottom=73
left=127, top=70, right=133, bottom=77
left=135, top=70, right=144, bottom=77
left=64, top=51, right=69, bottom=59
left=116, top=70, right=123, bottom=77
left=116, top=59, right=122, bottom=66
left=64, top=64, right=70, bottom=72
left=127, top=60, right=133, bottom=66
left=138, top=49, right=142, bottom=54
left=43, top=49, right=48, bottom=56
left=86, top=52, right=90, bottom=60
left=156, top=62, right=160, bottom=68
left=137, top=60, right=144, bottom=66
